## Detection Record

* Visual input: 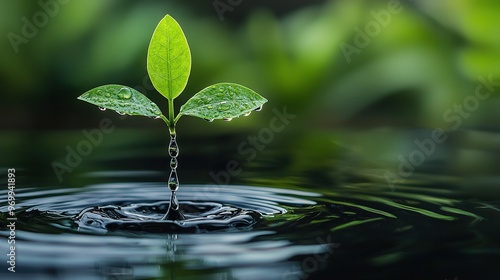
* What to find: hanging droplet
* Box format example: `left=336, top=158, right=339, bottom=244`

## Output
left=168, top=170, right=179, bottom=191
left=154, top=116, right=161, bottom=119
left=118, top=87, right=132, bottom=99
left=223, top=118, right=232, bottom=121
left=204, top=118, right=214, bottom=122
left=117, top=111, right=126, bottom=116
left=170, top=157, right=178, bottom=169
left=243, top=111, right=251, bottom=116
left=169, top=137, right=179, bottom=157
left=254, top=105, right=263, bottom=112
left=99, top=107, right=106, bottom=111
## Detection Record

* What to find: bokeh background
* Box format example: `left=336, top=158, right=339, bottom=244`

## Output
left=1, top=0, right=500, bottom=191
left=2, top=1, right=500, bottom=279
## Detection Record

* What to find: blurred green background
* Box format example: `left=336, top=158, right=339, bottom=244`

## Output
left=1, top=0, right=500, bottom=188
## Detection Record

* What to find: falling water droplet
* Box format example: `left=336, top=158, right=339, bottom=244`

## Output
left=163, top=133, right=184, bottom=220
left=99, top=107, right=106, bottom=111
left=223, top=118, right=232, bottom=121
left=170, top=157, right=178, bottom=169
left=168, top=170, right=179, bottom=191
left=118, top=88, right=132, bottom=99
left=243, top=111, right=251, bottom=116
left=204, top=118, right=214, bottom=122
left=169, top=137, right=179, bottom=157
left=254, top=105, right=263, bottom=112
left=170, top=191, right=179, bottom=210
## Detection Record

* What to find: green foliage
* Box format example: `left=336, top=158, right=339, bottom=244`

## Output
left=78, top=85, right=162, bottom=118
left=78, top=14, right=267, bottom=131
left=147, top=15, right=191, bottom=100
left=180, top=83, right=267, bottom=121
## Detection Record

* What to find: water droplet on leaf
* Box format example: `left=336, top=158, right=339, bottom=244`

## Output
left=117, top=111, right=125, bottom=116
left=217, top=102, right=231, bottom=112
left=99, top=107, right=106, bottom=111
left=223, top=118, right=232, bottom=121
left=204, top=118, right=214, bottom=122
left=243, top=111, right=251, bottom=116
left=118, top=87, right=132, bottom=99
left=254, top=105, right=263, bottom=112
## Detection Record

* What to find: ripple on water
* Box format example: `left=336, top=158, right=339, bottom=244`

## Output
left=0, top=178, right=490, bottom=279
left=4, top=184, right=319, bottom=235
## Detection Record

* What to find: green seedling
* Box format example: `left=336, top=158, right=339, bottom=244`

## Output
left=78, top=15, right=267, bottom=220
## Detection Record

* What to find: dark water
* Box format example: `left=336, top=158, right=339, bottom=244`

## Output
left=1, top=129, right=500, bottom=279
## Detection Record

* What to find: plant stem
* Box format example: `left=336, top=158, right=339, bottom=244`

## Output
left=173, top=113, right=181, bottom=124
left=168, top=98, right=175, bottom=135
left=160, top=114, right=170, bottom=127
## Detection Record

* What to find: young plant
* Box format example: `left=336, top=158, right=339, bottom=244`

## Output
left=77, top=15, right=267, bottom=220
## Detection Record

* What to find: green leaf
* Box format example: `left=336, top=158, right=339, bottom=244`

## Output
left=179, top=83, right=268, bottom=121
left=77, top=85, right=162, bottom=117
left=147, top=14, right=191, bottom=100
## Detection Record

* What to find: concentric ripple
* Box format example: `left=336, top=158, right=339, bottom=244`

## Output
left=0, top=176, right=491, bottom=280
left=8, top=183, right=319, bottom=234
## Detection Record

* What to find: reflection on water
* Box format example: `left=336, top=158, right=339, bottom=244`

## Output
left=0, top=175, right=496, bottom=279
left=0, top=183, right=334, bottom=279
left=1, top=128, right=500, bottom=279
